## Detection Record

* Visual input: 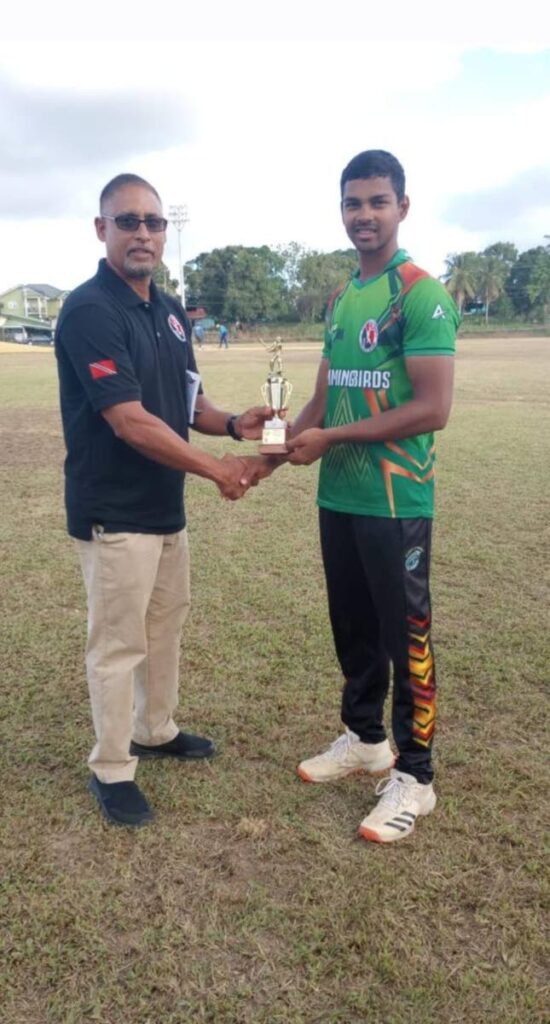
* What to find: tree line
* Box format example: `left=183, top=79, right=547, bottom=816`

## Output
left=444, top=242, right=550, bottom=323
left=154, top=240, right=550, bottom=324
left=183, top=243, right=358, bottom=324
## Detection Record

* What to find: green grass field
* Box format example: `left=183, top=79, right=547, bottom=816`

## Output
left=0, top=338, right=548, bottom=1024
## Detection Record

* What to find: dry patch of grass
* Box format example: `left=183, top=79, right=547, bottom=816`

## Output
left=1, top=339, right=549, bottom=1023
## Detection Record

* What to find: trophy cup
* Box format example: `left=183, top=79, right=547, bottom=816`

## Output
left=259, top=338, right=293, bottom=454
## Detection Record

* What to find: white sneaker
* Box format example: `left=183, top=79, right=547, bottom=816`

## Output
left=297, top=729, right=395, bottom=783
left=358, top=768, right=436, bottom=844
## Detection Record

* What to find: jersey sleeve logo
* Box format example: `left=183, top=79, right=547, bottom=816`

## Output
left=89, top=359, right=118, bottom=379
left=431, top=304, right=446, bottom=320
left=359, top=319, right=379, bottom=353
left=168, top=314, right=187, bottom=342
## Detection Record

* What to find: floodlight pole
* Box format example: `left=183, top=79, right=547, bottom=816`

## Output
left=168, top=204, right=189, bottom=304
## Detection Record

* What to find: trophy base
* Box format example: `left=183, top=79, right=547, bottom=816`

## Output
left=259, top=421, right=288, bottom=455
left=259, top=443, right=288, bottom=455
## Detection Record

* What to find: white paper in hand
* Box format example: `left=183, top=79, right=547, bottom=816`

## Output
left=186, top=370, right=201, bottom=424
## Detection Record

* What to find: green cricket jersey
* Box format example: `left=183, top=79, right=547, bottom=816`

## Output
left=318, top=249, right=459, bottom=519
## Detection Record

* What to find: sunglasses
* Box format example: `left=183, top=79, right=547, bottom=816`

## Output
left=102, top=214, right=168, bottom=233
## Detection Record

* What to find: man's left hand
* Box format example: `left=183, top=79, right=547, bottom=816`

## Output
left=234, top=406, right=274, bottom=440
left=286, top=428, right=329, bottom=465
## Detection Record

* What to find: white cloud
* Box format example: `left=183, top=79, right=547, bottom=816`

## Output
left=2, top=1, right=550, bottom=48
left=0, top=23, right=549, bottom=291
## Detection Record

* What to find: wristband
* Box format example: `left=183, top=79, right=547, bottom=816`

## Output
left=226, top=414, right=243, bottom=441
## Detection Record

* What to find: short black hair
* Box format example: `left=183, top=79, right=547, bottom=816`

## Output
left=340, top=150, right=405, bottom=201
left=99, top=174, right=161, bottom=211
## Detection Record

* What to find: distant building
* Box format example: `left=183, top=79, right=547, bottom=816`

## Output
left=0, top=283, right=69, bottom=324
left=0, top=283, right=69, bottom=343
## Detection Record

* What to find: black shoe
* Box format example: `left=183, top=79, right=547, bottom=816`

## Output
left=88, top=775, right=154, bottom=827
left=129, top=730, right=215, bottom=761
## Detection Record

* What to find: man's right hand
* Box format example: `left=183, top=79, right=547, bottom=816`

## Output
left=216, top=453, right=250, bottom=500
left=237, top=454, right=285, bottom=488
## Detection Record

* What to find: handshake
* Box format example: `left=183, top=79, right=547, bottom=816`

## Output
left=210, top=401, right=329, bottom=501
left=212, top=404, right=330, bottom=501
left=213, top=403, right=282, bottom=501
left=215, top=451, right=281, bottom=501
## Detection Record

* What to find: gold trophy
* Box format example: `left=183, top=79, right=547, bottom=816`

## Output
left=259, top=338, right=293, bottom=454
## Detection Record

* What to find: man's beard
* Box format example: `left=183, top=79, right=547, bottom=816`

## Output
left=124, top=260, right=153, bottom=280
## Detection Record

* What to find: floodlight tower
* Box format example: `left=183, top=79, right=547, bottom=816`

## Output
left=168, top=204, right=189, bottom=303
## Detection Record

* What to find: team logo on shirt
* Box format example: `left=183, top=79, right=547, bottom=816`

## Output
left=432, top=304, right=446, bottom=320
left=89, top=359, right=118, bottom=380
left=168, top=314, right=187, bottom=342
left=359, top=319, right=379, bottom=353
left=405, top=547, right=423, bottom=572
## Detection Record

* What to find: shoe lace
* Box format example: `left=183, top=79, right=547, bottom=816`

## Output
left=326, top=730, right=355, bottom=760
left=374, top=775, right=405, bottom=811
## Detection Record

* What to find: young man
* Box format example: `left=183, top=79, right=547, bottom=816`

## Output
left=284, top=150, right=459, bottom=843
left=55, top=174, right=270, bottom=827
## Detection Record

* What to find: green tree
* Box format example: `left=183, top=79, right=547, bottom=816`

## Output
left=490, top=291, right=516, bottom=320
left=481, top=243, right=518, bottom=321
left=277, top=242, right=307, bottom=292
left=185, top=246, right=290, bottom=322
left=152, top=261, right=180, bottom=296
left=483, top=242, right=518, bottom=271
left=477, top=253, right=508, bottom=324
left=295, top=249, right=358, bottom=322
left=226, top=247, right=289, bottom=321
left=507, top=246, right=550, bottom=319
left=526, top=247, right=550, bottom=322
left=443, top=252, right=480, bottom=314
left=185, top=249, right=231, bottom=318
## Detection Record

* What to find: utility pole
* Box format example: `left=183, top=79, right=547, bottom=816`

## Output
left=168, top=205, right=189, bottom=304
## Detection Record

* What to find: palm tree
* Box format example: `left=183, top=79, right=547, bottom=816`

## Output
left=526, top=247, right=550, bottom=324
left=443, top=253, right=479, bottom=314
left=477, top=255, right=507, bottom=324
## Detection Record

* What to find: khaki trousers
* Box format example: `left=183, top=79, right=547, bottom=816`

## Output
left=75, top=528, right=191, bottom=783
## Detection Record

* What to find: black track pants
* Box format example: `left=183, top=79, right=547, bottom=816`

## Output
left=319, top=508, right=436, bottom=783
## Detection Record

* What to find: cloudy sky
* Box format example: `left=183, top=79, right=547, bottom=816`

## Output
left=1, top=1, right=549, bottom=293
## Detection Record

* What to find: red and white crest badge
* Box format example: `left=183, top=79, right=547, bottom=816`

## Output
left=359, top=319, right=379, bottom=353
left=168, top=314, right=187, bottom=342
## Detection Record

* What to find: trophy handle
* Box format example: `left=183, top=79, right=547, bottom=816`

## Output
left=281, top=380, right=293, bottom=407
left=262, top=375, right=290, bottom=417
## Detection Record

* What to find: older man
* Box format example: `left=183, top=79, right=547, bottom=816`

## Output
left=55, top=173, right=269, bottom=827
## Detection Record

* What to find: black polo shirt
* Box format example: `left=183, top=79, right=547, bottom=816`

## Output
left=55, top=259, right=200, bottom=540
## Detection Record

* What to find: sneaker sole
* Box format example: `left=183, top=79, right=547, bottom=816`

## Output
left=358, top=793, right=436, bottom=844
left=297, top=757, right=396, bottom=784
left=358, top=825, right=409, bottom=844
left=97, top=807, right=153, bottom=828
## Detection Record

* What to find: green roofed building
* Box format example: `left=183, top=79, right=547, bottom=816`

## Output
left=0, top=283, right=70, bottom=343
